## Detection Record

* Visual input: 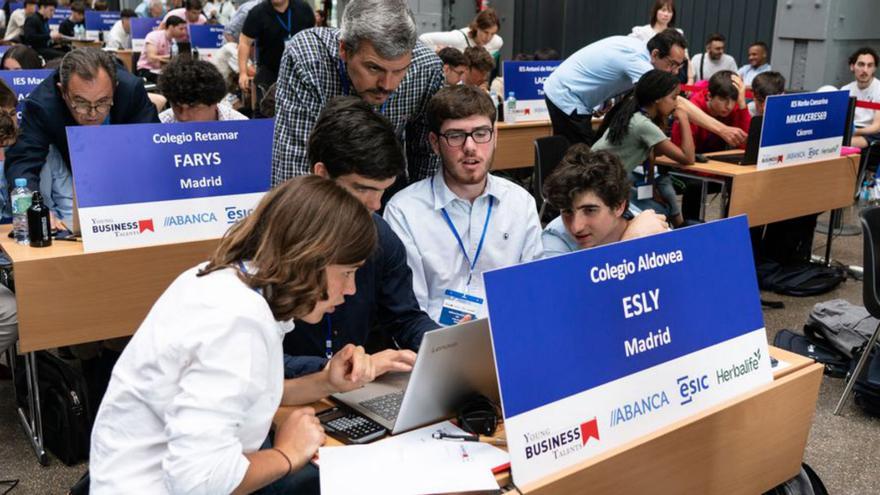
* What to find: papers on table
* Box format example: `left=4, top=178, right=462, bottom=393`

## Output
left=319, top=421, right=509, bottom=495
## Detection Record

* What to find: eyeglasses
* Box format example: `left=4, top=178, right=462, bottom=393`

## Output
left=663, top=56, right=685, bottom=71
left=438, top=127, right=494, bottom=148
left=67, top=97, right=113, bottom=116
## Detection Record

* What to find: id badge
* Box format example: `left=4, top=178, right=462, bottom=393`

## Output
left=633, top=178, right=653, bottom=200
left=438, top=289, right=484, bottom=326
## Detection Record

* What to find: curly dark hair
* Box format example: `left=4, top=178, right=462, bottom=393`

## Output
left=543, top=144, right=630, bottom=212
left=159, top=58, right=226, bottom=107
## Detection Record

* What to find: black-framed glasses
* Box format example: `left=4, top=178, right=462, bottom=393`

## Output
left=438, top=127, right=494, bottom=147
left=663, top=56, right=685, bottom=72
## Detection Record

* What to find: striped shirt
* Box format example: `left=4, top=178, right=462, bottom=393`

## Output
left=271, top=27, right=444, bottom=186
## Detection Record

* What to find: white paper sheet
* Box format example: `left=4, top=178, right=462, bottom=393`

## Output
left=319, top=421, right=507, bottom=495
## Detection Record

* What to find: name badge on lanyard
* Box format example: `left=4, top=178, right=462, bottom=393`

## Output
left=276, top=9, right=293, bottom=41
left=439, top=290, right=484, bottom=326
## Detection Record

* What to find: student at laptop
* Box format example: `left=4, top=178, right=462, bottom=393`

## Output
left=751, top=71, right=786, bottom=117
left=283, top=96, right=439, bottom=377
left=593, top=69, right=695, bottom=227
left=90, top=177, right=380, bottom=494
left=672, top=70, right=751, bottom=153
left=384, top=84, right=542, bottom=324
left=542, top=145, right=669, bottom=258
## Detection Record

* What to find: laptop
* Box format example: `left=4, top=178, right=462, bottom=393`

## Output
left=710, top=115, right=764, bottom=165
left=331, top=318, right=500, bottom=434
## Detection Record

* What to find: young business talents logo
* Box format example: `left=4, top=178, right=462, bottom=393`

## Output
left=523, top=418, right=600, bottom=461
left=90, top=218, right=154, bottom=237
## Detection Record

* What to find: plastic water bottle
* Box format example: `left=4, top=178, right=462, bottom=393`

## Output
left=873, top=178, right=880, bottom=206
left=171, top=39, right=179, bottom=58
left=859, top=180, right=872, bottom=210
left=11, top=178, right=32, bottom=245
left=504, top=91, right=517, bottom=123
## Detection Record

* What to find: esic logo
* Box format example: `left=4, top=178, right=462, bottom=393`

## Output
left=676, top=374, right=709, bottom=405
left=524, top=418, right=599, bottom=461
left=163, top=212, right=218, bottom=227
left=91, top=218, right=154, bottom=237
left=225, top=206, right=254, bottom=224
left=609, top=391, right=670, bottom=427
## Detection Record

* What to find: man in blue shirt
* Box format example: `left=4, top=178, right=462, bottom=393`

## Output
left=283, top=96, right=439, bottom=378
left=541, top=145, right=668, bottom=258
left=738, top=42, right=771, bottom=87
left=543, top=29, right=746, bottom=148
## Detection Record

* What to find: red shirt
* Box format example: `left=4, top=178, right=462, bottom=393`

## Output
left=671, top=89, right=751, bottom=152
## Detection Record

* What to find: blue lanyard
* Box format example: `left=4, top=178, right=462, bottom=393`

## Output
left=324, top=315, right=333, bottom=359
left=433, top=178, right=494, bottom=287
left=336, top=59, right=391, bottom=114
left=275, top=8, right=291, bottom=35
left=237, top=261, right=262, bottom=295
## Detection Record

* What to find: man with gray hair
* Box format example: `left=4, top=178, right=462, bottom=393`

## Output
left=271, top=0, right=444, bottom=186
left=5, top=47, right=158, bottom=218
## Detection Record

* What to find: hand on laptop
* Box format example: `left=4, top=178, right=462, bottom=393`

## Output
left=718, top=125, right=747, bottom=147
left=370, top=349, right=417, bottom=376
left=326, top=344, right=376, bottom=393
left=273, top=406, right=326, bottom=470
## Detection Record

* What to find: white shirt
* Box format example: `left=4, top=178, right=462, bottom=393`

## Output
left=691, top=52, right=738, bottom=81
left=4, top=9, right=26, bottom=41
left=90, top=264, right=295, bottom=495
left=418, top=27, right=503, bottom=56
left=159, top=103, right=248, bottom=122
left=212, top=42, right=241, bottom=81
left=384, top=170, right=542, bottom=321
left=628, top=24, right=685, bottom=43
left=106, top=19, right=131, bottom=50
left=843, top=78, right=880, bottom=128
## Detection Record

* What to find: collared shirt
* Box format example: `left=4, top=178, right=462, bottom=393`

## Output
left=271, top=27, right=444, bottom=186
left=159, top=103, right=249, bottom=123
left=737, top=62, right=771, bottom=86
left=106, top=19, right=132, bottom=50
left=384, top=171, right=543, bottom=321
left=89, top=264, right=295, bottom=494
left=543, top=35, right=653, bottom=116
left=541, top=208, right=639, bottom=259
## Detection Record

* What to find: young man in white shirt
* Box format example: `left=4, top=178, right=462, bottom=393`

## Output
left=384, top=84, right=543, bottom=325
left=842, top=47, right=880, bottom=149
left=105, top=8, right=135, bottom=50
left=542, top=145, right=668, bottom=258
left=690, top=32, right=738, bottom=82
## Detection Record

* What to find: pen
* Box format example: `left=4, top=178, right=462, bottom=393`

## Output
left=432, top=431, right=507, bottom=446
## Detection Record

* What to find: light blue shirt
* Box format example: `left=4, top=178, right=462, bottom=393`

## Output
left=384, top=170, right=543, bottom=322
left=738, top=63, right=771, bottom=86
left=541, top=205, right=642, bottom=259
left=543, top=35, right=653, bottom=115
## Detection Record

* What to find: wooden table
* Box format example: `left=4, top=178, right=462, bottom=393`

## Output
left=494, top=120, right=552, bottom=170
left=114, top=49, right=135, bottom=73
left=70, top=39, right=104, bottom=49
left=276, top=347, right=820, bottom=494
left=657, top=152, right=859, bottom=227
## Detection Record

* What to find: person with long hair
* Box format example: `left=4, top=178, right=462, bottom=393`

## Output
left=419, top=8, right=503, bottom=57
left=1, top=45, right=44, bottom=70
left=593, top=69, right=695, bottom=226
left=90, top=176, right=384, bottom=494
left=629, top=1, right=692, bottom=83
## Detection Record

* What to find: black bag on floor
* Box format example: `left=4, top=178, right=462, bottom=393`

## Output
left=15, top=351, right=92, bottom=465
left=763, top=462, right=828, bottom=495
left=757, top=261, right=846, bottom=297
left=773, top=329, right=850, bottom=378
left=850, top=344, right=880, bottom=417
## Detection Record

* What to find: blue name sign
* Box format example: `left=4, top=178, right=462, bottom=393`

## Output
left=757, top=90, right=850, bottom=169
left=85, top=10, right=120, bottom=31
left=484, top=216, right=772, bottom=486
left=189, top=24, right=224, bottom=49
left=131, top=17, right=161, bottom=51
left=502, top=60, right=560, bottom=122
left=67, top=120, right=272, bottom=252
left=0, top=69, right=54, bottom=122
left=49, top=7, right=70, bottom=26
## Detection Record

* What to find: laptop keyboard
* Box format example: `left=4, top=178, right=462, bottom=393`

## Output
left=359, top=391, right=404, bottom=422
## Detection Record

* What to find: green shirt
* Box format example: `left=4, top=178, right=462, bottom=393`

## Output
left=593, top=112, right=668, bottom=173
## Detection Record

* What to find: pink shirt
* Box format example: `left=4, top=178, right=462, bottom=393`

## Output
left=163, top=8, right=207, bottom=40
left=136, top=30, right=171, bottom=73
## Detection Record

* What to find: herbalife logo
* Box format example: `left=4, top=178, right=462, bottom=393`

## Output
left=716, top=349, right=762, bottom=385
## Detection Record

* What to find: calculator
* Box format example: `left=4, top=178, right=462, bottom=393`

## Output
left=318, top=406, right=387, bottom=444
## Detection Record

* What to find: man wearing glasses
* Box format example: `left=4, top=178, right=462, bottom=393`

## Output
left=543, top=29, right=747, bottom=148
left=5, top=47, right=158, bottom=229
left=384, top=85, right=542, bottom=325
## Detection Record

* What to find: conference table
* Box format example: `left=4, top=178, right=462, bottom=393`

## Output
left=277, top=347, right=821, bottom=494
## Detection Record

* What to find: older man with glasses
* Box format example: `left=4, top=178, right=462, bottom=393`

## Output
left=5, top=47, right=158, bottom=228
left=543, top=29, right=747, bottom=148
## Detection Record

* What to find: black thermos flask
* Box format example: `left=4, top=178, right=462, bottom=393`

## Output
left=27, top=192, right=52, bottom=247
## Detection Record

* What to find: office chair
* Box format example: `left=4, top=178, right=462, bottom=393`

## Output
left=532, top=135, right=569, bottom=220
left=834, top=206, right=880, bottom=414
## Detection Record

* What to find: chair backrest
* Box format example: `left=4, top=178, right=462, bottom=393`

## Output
left=860, top=206, right=880, bottom=318
left=843, top=96, right=858, bottom=146
left=532, top=135, right=570, bottom=209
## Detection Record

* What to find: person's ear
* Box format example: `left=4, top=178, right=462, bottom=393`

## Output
left=614, top=201, right=627, bottom=217
left=338, top=41, right=348, bottom=62
left=313, top=162, right=330, bottom=179
left=429, top=132, right=440, bottom=155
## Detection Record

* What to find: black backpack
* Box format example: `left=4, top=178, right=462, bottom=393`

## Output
left=849, top=344, right=880, bottom=417
left=773, top=328, right=850, bottom=378
left=15, top=351, right=93, bottom=465
left=757, top=261, right=846, bottom=297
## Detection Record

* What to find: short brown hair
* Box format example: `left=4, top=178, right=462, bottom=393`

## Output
left=543, top=145, right=630, bottom=212
left=427, top=84, right=496, bottom=133
left=0, top=79, right=18, bottom=146
left=468, top=8, right=499, bottom=39
left=199, top=176, right=377, bottom=322
left=464, top=46, right=494, bottom=73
